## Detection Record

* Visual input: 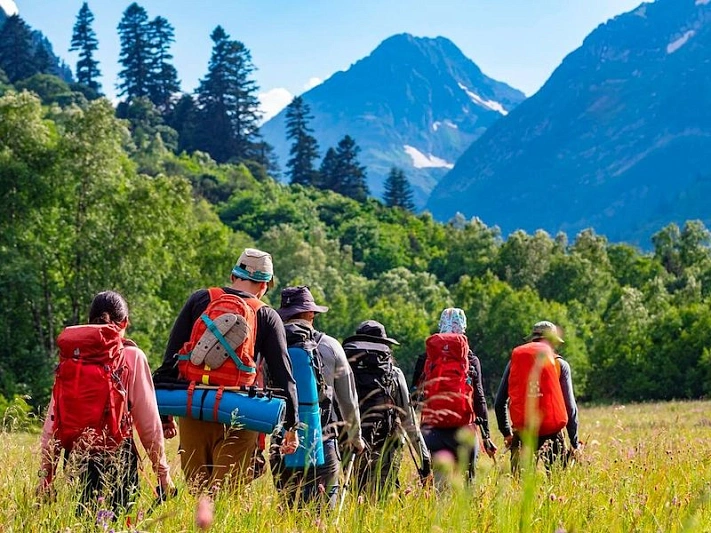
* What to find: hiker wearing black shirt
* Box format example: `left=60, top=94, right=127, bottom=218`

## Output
left=154, top=248, right=299, bottom=489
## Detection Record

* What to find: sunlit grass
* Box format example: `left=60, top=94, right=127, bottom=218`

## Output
left=1, top=401, right=710, bottom=532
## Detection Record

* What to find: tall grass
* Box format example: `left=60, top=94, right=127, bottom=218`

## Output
left=1, top=400, right=709, bottom=532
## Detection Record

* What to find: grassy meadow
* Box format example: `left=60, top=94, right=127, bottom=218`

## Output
left=1, top=400, right=710, bottom=532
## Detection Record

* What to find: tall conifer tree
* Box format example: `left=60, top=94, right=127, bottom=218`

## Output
left=332, top=135, right=369, bottom=202
left=285, top=96, right=320, bottom=186
left=117, top=3, right=151, bottom=99
left=318, top=147, right=339, bottom=191
left=0, top=15, right=39, bottom=83
left=147, top=16, right=179, bottom=109
left=383, top=166, right=415, bottom=211
left=194, top=26, right=262, bottom=162
left=69, top=2, right=101, bottom=91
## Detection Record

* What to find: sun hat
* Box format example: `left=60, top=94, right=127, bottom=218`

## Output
left=277, top=286, right=329, bottom=322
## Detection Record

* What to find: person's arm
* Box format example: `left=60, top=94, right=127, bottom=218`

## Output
left=38, top=397, right=59, bottom=492
left=255, top=306, right=299, bottom=429
left=394, top=368, right=431, bottom=472
left=411, top=352, right=427, bottom=390
left=558, top=358, right=580, bottom=448
left=127, top=346, right=173, bottom=490
left=154, top=290, right=208, bottom=382
left=494, top=361, right=513, bottom=439
left=325, top=337, right=362, bottom=443
left=469, top=355, right=489, bottom=434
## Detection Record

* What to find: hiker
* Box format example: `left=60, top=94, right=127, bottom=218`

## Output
left=494, top=320, right=580, bottom=474
left=38, top=291, right=175, bottom=513
left=154, top=248, right=299, bottom=490
left=412, top=308, right=496, bottom=487
left=270, top=286, right=365, bottom=508
left=343, top=320, right=431, bottom=498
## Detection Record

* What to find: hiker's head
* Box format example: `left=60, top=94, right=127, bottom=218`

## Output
left=230, top=248, right=274, bottom=298
left=439, top=307, right=467, bottom=334
left=354, top=320, right=400, bottom=345
left=89, top=291, right=129, bottom=329
left=527, top=320, right=564, bottom=347
left=277, top=286, right=328, bottom=323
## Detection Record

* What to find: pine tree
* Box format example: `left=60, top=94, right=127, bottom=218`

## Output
left=332, top=135, right=369, bottom=202
left=0, top=15, right=39, bottom=83
left=318, top=147, right=339, bottom=190
left=383, top=166, right=415, bottom=211
left=285, top=96, right=320, bottom=186
left=69, top=2, right=101, bottom=92
left=117, top=3, right=151, bottom=99
left=147, top=16, right=179, bottom=110
left=194, top=26, right=262, bottom=163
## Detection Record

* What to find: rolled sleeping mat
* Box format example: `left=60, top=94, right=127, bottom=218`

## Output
left=284, top=345, right=325, bottom=468
left=155, top=386, right=286, bottom=434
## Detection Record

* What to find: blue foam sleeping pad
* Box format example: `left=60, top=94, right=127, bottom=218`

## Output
left=155, top=387, right=286, bottom=434
left=284, top=345, right=325, bottom=468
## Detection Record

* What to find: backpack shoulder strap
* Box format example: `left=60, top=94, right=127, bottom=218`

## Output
left=208, top=287, right=224, bottom=301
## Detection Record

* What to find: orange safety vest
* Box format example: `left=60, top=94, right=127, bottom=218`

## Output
left=508, top=341, right=568, bottom=436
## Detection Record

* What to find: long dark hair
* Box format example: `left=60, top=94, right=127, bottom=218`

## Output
left=89, top=291, right=129, bottom=326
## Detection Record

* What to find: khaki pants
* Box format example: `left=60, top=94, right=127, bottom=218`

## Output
left=178, top=417, right=259, bottom=490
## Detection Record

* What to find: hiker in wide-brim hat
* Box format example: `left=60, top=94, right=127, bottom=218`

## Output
left=271, top=286, right=364, bottom=510
left=342, top=319, right=431, bottom=498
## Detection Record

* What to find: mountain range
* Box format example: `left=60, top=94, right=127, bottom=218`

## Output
left=260, top=33, right=525, bottom=207
left=427, top=0, right=711, bottom=244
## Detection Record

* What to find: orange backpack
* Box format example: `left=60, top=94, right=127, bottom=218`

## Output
left=177, top=288, right=263, bottom=387
left=508, top=341, right=568, bottom=436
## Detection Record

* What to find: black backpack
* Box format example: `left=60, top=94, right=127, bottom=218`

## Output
left=344, top=345, right=399, bottom=451
left=284, top=322, right=335, bottom=435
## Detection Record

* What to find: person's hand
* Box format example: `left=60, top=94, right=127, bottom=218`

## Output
left=504, top=434, right=513, bottom=448
left=280, top=430, right=299, bottom=455
left=162, top=416, right=177, bottom=440
left=419, top=458, right=433, bottom=486
left=483, top=438, right=498, bottom=459
left=155, top=483, right=178, bottom=505
left=349, top=436, right=366, bottom=454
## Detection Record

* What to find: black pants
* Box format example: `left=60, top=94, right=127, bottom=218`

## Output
left=510, top=431, right=567, bottom=475
left=353, top=439, right=402, bottom=499
left=68, top=439, right=139, bottom=515
left=422, top=426, right=478, bottom=482
left=270, top=438, right=341, bottom=509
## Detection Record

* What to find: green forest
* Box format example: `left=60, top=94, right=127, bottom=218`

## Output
left=1, top=3, right=711, bottom=420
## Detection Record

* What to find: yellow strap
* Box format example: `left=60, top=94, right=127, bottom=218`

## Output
left=202, top=364, right=212, bottom=385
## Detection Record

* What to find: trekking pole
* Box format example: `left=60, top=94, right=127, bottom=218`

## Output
left=336, top=452, right=356, bottom=526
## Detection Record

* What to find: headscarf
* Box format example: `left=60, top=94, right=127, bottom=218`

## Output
left=438, top=307, right=467, bottom=334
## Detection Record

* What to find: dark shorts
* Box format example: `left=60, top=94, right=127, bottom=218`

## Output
left=422, top=426, right=479, bottom=480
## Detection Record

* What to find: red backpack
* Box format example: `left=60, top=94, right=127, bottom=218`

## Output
left=177, top=288, right=263, bottom=387
left=52, top=324, right=132, bottom=452
left=421, top=333, right=474, bottom=428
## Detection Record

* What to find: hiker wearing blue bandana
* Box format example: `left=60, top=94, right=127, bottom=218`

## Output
left=153, top=248, right=300, bottom=490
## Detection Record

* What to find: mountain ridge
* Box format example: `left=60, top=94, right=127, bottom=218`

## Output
left=261, top=32, right=525, bottom=206
left=427, top=0, right=711, bottom=245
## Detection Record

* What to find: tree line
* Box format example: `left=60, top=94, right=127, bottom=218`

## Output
left=0, top=2, right=417, bottom=210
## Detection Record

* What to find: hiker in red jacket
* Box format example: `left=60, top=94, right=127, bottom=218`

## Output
left=494, top=320, right=581, bottom=474
left=413, top=308, right=496, bottom=487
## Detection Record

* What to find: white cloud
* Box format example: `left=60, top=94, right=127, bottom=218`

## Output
left=696, top=0, right=710, bottom=6
left=458, top=82, right=508, bottom=116
left=667, top=30, right=695, bottom=54
left=403, top=145, right=454, bottom=169
left=303, top=77, right=323, bottom=91
left=258, top=87, right=293, bottom=123
left=0, top=0, right=19, bottom=15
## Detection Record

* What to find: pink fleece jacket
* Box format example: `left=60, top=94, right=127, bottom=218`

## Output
left=40, top=344, right=172, bottom=487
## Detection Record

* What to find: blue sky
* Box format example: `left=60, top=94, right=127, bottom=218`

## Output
left=10, top=0, right=644, bottom=119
